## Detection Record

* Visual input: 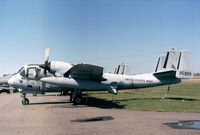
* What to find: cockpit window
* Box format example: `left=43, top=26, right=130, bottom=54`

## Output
left=17, top=67, right=24, bottom=74
left=27, top=67, right=41, bottom=80
left=27, top=68, right=37, bottom=79
left=20, top=68, right=26, bottom=77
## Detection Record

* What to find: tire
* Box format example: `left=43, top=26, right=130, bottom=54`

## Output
left=22, top=98, right=29, bottom=105
left=73, top=96, right=83, bottom=105
left=62, top=91, right=68, bottom=96
left=6, top=90, right=10, bottom=94
left=13, top=89, right=18, bottom=93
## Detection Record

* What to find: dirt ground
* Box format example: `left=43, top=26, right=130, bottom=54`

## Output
left=0, top=93, right=199, bottom=135
left=183, top=77, right=200, bottom=84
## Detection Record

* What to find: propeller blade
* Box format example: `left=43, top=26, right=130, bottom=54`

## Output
left=39, top=48, right=52, bottom=76
left=39, top=61, right=51, bottom=71
left=39, top=64, right=46, bottom=69
left=45, top=48, right=50, bottom=61
left=45, top=60, right=51, bottom=71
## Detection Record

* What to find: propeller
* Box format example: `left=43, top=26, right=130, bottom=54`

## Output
left=45, top=48, right=50, bottom=62
left=39, top=48, right=51, bottom=75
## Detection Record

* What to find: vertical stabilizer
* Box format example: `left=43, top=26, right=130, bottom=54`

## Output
left=155, top=56, right=166, bottom=72
left=155, top=48, right=180, bottom=72
left=114, top=63, right=131, bottom=75
left=176, top=51, right=192, bottom=79
left=163, top=48, right=180, bottom=70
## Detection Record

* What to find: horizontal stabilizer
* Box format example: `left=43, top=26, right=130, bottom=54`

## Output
left=153, top=70, right=181, bottom=84
left=153, top=70, right=176, bottom=80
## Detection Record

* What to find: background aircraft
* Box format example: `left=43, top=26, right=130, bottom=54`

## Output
left=0, top=74, right=17, bottom=94
left=114, top=63, right=131, bottom=75
left=8, top=48, right=192, bottom=105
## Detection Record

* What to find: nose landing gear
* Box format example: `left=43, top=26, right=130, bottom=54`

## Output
left=21, top=93, right=29, bottom=105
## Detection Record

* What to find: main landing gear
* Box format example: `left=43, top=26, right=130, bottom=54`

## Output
left=69, top=89, right=83, bottom=105
left=21, top=93, right=29, bottom=105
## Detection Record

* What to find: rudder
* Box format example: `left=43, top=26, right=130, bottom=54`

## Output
left=176, top=50, right=192, bottom=79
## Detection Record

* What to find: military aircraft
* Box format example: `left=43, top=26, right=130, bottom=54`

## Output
left=8, top=48, right=192, bottom=105
left=0, top=74, right=17, bottom=94
left=8, top=49, right=75, bottom=105
left=9, top=64, right=75, bottom=105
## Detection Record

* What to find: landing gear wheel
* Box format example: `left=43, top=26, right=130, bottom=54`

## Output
left=62, top=91, right=68, bottom=96
left=6, top=90, right=10, bottom=94
left=22, top=98, right=29, bottom=105
left=73, top=96, right=83, bottom=105
left=13, top=88, right=18, bottom=93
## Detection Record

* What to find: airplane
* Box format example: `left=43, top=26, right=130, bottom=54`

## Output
left=7, top=63, right=77, bottom=105
left=7, top=49, right=75, bottom=105
left=8, top=48, right=192, bottom=105
left=0, top=74, right=18, bottom=94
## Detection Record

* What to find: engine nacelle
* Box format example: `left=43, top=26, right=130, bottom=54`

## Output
left=50, top=61, right=73, bottom=76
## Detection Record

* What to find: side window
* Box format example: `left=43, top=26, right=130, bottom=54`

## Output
left=27, top=68, right=37, bottom=80
left=35, top=68, right=41, bottom=79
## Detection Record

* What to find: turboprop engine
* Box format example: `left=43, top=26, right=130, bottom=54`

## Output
left=39, top=48, right=73, bottom=76
left=47, top=61, right=73, bottom=76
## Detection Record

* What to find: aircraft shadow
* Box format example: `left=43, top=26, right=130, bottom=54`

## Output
left=28, top=97, right=125, bottom=109
left=84, top=97, right=126, bottom=109
left=26, top=96, right=197, bottom=108
left=26, top=97, right=125, bottom=109
left=28, top=101, right=71, bottom=105
left=114, top=97, right=199, bottom=102
left=163, top=97, right=198, bottom=101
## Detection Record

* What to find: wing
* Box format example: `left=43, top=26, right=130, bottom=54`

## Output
left=63, top=64, right=106, bottom=81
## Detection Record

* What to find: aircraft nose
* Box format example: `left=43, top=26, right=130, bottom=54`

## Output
left=8, top=78, right=14, bottom=86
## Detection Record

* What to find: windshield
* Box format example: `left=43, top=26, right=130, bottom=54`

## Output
left=16, top=67, right=24, bottom=74
left=20, top=68, right=26, bottom=77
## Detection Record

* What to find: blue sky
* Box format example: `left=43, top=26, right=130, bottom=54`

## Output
left=0, top=0, right=199, bottom=75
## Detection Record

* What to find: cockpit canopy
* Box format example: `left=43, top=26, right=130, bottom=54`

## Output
left=17, top=65, right=53, bottom=80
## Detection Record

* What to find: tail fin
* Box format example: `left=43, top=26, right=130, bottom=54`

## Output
left=155, top=49, right=192, bottom=79
left=114, top=63, right=131, bottom=75
left=155, top=48, right=180, bottom=72
left=155, top=56, right=166, bottom=72
left=176, top=50, right=192, bottom=79
left=163, top=48, right=180, bottom=70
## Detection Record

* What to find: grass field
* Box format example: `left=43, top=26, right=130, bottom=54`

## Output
left=87, top=80, right=200, bottom=112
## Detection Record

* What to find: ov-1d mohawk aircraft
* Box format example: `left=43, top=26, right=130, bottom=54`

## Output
left=8, top=48, right=192, bottom=105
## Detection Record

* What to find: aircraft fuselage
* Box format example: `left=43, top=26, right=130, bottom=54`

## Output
left=40, top=72, right=181, bottom=93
